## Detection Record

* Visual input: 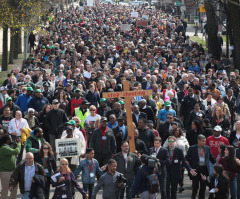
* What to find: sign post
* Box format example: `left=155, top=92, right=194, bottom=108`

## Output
left=102, top=81, right=152, bottom=152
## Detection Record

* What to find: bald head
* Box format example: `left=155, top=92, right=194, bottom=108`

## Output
left=25, top=152, right=34, bottom=166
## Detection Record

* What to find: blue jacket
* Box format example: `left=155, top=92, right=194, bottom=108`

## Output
left=85, top=91, right=100, bottom=107
left=28, top=96, right=49, bottom=113
left=74, top=158, right=103, bottom=184
left=15, top=93, right=32, bottom=114
left=188, top=65, right=201, bottom=75
left=131, top=165, right=151, bottom=197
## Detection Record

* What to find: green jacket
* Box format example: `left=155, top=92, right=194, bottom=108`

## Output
left=0, top=143, right=21, bottom=172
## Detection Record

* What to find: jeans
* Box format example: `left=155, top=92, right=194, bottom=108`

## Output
left=237, top=173, right=240, bottom=199
left=159, top=177, right=167, bottom=199
left=21, top=192, right=36, bottom=199
left=119, top=179, right=134, bottom=199
left=83, top=183, right=94, bottom=199
left=229, top=177, right=237, bottom=199
left=208, top=161, right=214, bottom=181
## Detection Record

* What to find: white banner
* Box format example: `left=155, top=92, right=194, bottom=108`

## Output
left=131, top=12, right=138, bottom=18
left=120, top=24, right=131, bottom=31
left=87, top=0, right=94, bottom=7
left=56, top=138, right=82, bottom=158
left=142, top=14, right=149, bottom=19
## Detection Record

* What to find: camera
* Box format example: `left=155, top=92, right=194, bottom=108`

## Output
left=148, top=157, right=161, bottom=169
left=116, top=174, right=127, bottom=184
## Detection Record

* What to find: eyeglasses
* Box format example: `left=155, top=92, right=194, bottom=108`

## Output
left=61, top=163, right=68, bottom=166
left=168, top=140, right=175, bottom=143
left=167, top=117, right=173, bottom=119
left=90, top=110, right=96, bottom=111
left=43, top=147, right=49, bottom=150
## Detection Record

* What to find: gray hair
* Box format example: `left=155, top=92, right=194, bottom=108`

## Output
left=197, top=134, right=206, bottom=141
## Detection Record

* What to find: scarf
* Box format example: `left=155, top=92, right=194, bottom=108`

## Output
left=100, top=125, right=107, bottom=149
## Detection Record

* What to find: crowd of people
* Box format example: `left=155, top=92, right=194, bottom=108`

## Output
left=0, top=1, right=240, bottom=199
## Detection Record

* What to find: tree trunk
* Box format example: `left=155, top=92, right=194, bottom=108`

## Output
left=228, top=1, right=240, bottom=69
left=204, top=0, right=221, bottom=59
left=18, top=30, right=22, bottom=54
left=2, top=25, right=8, bottom=71
left=13, top=29, right=19, bottom=59
left=9, top=28, right=14, bottom=64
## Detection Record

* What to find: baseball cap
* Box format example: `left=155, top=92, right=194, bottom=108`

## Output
left=35, top=89, right=42, bottom=93
left=100, top=117, right=108, bottom=122
left=118, top=100, right=125, bottom=105
left=52, top=99, right=59, bottom=104
left=81, top=100, right=90, bottom=105
left=27, top=87, right=34, bottom=92
left=115, top=68, right=120, bottom=72
left=100, top=98, right=107, bottom=103
left=66, top=125, right=73, bottom=130
left=214, top=126, right=222, bottom=132
left=66, top=120, right=76, bottom=126
left=147, top=120, right=154, bottom=126
left=6, top=97, right=12, bottom=102
left=75, top=88, right=81, bottom=92
left=164, top=101, right=171, bottom=107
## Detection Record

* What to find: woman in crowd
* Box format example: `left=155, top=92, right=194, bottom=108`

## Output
left=210, top=106, right=230, bottom=137
left=214, top=96, right=231, bottom=119
left=52, top=158, right=88, bottom=199
left=84, top=105, right=101, bottom=144
left=187, top=103, right=205, bottom=131
left=202, top=92, right=216, bottom=119
left=229, top=121, right=240, bottom=148
left=219, top=146, right=240, bottom=199
left=201, top=164, right=229, bottom=199
left=187, top=120, right=203, bottom=146
left=39, top=142, right=57, bottom=199
left=24, top=108, right=39, bottom=129
left=57, top=90, right=69, bottom=112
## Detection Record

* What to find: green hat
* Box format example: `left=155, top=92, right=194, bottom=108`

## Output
left=30, top=57, right=35, bottom=60
left=100, top=98, right=107, bottom=103
left=118, top=100, right=125, bottom=105
left=42, top=45, right=45, bottom=49
left=66, top=120, right=76, bottom=126
left=36, top=89, right=42, bottom=93
left=164, top=101, right=171, bottom=107
left=6, top=97, right=12, bottom=102
left=27, top=87, right=34, bottom=92
left=75, top=88, right=81, bottom=92
left=60, top=51, right=63, bottom=54
left=41, top=25, right=44, bottom=27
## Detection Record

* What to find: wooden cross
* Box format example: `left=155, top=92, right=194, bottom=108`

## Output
left=102, top=81, right=152, bottom=152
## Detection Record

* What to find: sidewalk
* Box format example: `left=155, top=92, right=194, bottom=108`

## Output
left=186, top=24, right=227, bottom=53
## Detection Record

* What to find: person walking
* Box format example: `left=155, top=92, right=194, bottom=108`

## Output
left=46, top=99, right=68, bottom=151
left=39, top=142, right=57, bottom=199
left=74, top=148, right=106, bottom=199
left=113, top=141, right=140, bottom=199
left=0, top=134, right=21, bottom=199
left=52, top=158, right=88, bottom=199
left=185, top=134, right=216, bottom=199
left=9, top=152, right=46, bottom=199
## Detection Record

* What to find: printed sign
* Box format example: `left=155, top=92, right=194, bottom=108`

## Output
left=120, top=24, right=131, bottom=31
left=87, top=0, right=94, bottom=6
left=131, top=12, right=139, bottom=18
left=136, top=20, right=148, bottom=27
left=142, top=14, right=149, bottom=19
left=56, top=138, right=81, bottom=158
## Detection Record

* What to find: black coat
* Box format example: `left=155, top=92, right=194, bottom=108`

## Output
left=132, top=112, right=147, bottom=128
left=229, top=131, right=240, bottom=147
left=135, top=138, right=148, bottom=155
left=204, top=174, right=229, bottom=199
left=180, top=95, right=201, bottom=119
left=166, top=147, right=191, bottom=179
left=45, top=109, right=68, bottom=135
left=113, top=125, right=128, bottom=153
left=158, top=121, right=172, bottom=144
left=105, top=109, right=126, bottom=121
left=138, top=127, right=155, bottom=152
left=146, top=99, right=157, bottom=117
left=185, top=145, right=216, bottom=175
left=139, top=106, right=155, bottom=125
left=156, top=147, right=171, bottom=178
left=29, top=174, right=45, bottom=199
left=186, top=130, right=202, bottom=146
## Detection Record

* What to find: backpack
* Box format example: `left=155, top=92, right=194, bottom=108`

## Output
left=141, top=167, right=159, bottom=194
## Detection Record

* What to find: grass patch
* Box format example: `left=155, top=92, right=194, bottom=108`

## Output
left=222, top=35, right=226, bottom=43
left=190, top=36, right=206, bottom=46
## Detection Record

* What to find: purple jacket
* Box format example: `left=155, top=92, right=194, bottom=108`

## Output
left=52, top=171, right=86, bottom=199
